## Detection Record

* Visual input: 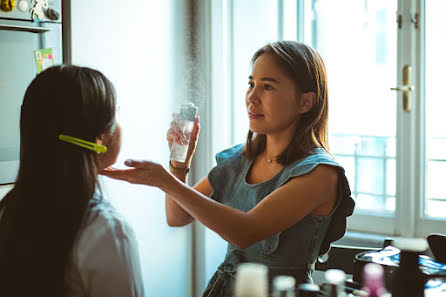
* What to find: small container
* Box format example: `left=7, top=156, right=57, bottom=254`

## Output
left=273, top=275, right=296, bottom=297
left=324, top=269, right=347, bottom=297
left=362, top=263, right=387, bottom=297
left=170, top=102, right=198, bottom=163
left=391, top=237, right=428, bottom=297
left=234, top=263, right=268, bottom=297
left=297, top=283, right=320, bottom=297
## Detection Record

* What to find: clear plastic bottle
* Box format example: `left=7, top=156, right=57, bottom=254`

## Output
left=272, top=275, right=295, bottom=297
left=170, top=102, right=198, bottom=163
left=234, top=263, right=268, bottom=297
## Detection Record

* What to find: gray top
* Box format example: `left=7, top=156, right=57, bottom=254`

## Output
left=202, top=144, right=355, bottom=297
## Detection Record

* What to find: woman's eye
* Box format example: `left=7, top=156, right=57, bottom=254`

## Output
left=264, top=84, right=273, bottom=90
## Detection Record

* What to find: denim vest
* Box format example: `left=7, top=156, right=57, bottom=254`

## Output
left=202, top=144, right=355, bottom=297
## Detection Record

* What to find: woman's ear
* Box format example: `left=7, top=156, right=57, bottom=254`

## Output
left=299, top=92, right=316, bottom=114
left=96, top=133, right=111, bottom=147
left=96, top=137, right=104, bottom=146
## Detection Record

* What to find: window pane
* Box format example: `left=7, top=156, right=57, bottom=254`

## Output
left=425, top=0, right=446, bottom=219
left=232, top=0, right=279, bottom=144
left=310, top=0, right=397, bottom=215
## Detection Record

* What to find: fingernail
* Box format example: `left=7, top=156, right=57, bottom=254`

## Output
left=124, top=159, right=133, bottom=166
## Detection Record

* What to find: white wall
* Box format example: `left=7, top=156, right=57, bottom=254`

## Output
left=0, top=184, right=13, bottom=201
left=70, top=1, right=192, bottom=296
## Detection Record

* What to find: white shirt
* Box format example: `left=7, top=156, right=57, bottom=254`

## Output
left=65, top=198, right=145, bottom=297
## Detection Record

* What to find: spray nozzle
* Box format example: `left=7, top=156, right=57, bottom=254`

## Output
left=179, top=102, right=198, bottom=121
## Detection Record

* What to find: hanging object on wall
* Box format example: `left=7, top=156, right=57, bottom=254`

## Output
left=17, top=0, right=27, bottom=12
left=45, top=7, right=59, bottom=20
left=0, top=0, right=16, bottom=12
left=30, top=0, right=48, bottom=21
left=34, top=48, right=54, bottom=74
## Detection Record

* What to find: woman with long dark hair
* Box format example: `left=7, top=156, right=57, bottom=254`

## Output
left=103, top=41, right=355, bottom=296
left=0, top=65, right=144, bottom=297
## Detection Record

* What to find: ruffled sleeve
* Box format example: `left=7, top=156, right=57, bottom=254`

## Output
left=278, top=149, right=355, bottom=256
left=318, top=168, right=355, bottom=255
left=208, top=144, right=245, bottom=203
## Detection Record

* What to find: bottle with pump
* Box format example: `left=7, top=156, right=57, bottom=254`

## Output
left=170, top=102, right=198, bottom=163
left=233, top=263, right=268, bottom=297
left=391, top=237, right=428, bottom=297
left=361, top=263, right=388, bottom=297
left=272, top=275, right=295, bottom=297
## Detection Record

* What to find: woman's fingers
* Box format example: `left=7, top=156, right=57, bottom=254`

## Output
left=168, top=120, right=188, bottom=145
left=124, top=159, right=155, bottom=169
left=189, top=116, right=200, bottom=146
left=103, top=160, right=168, bottom=187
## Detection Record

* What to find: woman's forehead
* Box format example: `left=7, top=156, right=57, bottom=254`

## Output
left=250, top=54, right=293, bottom=85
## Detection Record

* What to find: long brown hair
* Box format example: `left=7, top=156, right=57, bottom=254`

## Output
left=244, top=41, right=329, bottom=165
left=0, top=65, right=116, bottom=297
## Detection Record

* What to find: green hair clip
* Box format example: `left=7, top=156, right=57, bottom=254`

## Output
left=59, top=134, right=107, bottom=154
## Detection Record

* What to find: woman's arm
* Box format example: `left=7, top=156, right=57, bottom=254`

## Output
left=163, top=164, right=337, bottom=249
left=165, top=174, right=213, bottom=227
left=104, top=161, right=338, bottom=249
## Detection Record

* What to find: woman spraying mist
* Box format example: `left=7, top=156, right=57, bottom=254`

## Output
left=103, top=41, right=355, bottom=296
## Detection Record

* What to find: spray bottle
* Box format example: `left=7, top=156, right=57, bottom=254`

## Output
left=170, top=102, right=198, bottom=163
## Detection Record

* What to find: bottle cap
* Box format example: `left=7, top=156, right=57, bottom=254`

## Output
left=297, top=283, right=320, bottom=297
left=234, top=263, right=268, bottom=297
left=273, top=275, right=295, bottom=292
left=325, top=269, right=346, bottom=285
left=393, top=237, right=428, bottom=252
left=179, top=102, right=198, bottom=121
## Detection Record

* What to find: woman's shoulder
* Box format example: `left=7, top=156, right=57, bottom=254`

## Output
left=285, top=148, right=344, bottom=180
left=215, top=143, right=245, bottom=165
left=298, top=148, right=340, bottom=167
left=81, top=198, right=135, bottom=243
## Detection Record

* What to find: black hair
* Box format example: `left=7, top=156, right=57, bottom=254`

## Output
left=0, top=65, right=116, bottom=297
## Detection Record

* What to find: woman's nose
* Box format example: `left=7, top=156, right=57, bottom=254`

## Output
left=246, top=87, right=260, bottom=104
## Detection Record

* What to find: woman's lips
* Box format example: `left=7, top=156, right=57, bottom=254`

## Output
left=248, top=110, right=264, bottom=119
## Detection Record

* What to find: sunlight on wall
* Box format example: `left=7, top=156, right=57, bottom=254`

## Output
left=71, top=1, right=192, bottom=296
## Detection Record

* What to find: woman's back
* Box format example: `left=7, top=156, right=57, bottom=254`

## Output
left=0, top=65, right=143, bottom=297
left=66, top=196, right=144, bottom=297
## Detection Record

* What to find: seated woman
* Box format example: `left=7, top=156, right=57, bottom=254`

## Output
left=0, top=65, right=145, bottom=297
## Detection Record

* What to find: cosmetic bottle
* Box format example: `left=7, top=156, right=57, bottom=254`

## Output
left=234, top=263, right=268, bottom=297
left=361, top=263, right=388, bottom=297
left=170, top=102, right=198, bottom=163
left=391, top=238, right=428, bottom=297
left=297, top=283, right=320, bottom=297
left=324, top=269, right=347, bottom=297
left=272, top=275, right=295, bottom=297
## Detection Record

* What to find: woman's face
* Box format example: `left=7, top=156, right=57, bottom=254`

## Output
left=245, top=54, right=301, bottom=136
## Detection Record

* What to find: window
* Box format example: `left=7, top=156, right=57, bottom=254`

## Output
left=208, top=0, right=446, bottom=249
left=203, top=0, right=446, bottom=293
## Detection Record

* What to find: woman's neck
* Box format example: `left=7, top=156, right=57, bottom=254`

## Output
left=264, top=125, right=297, bottom=160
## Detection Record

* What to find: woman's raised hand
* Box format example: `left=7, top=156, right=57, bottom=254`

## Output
left=167, top=115, right=200, bottom=169
left=101, top=160, right=169, bottom=188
